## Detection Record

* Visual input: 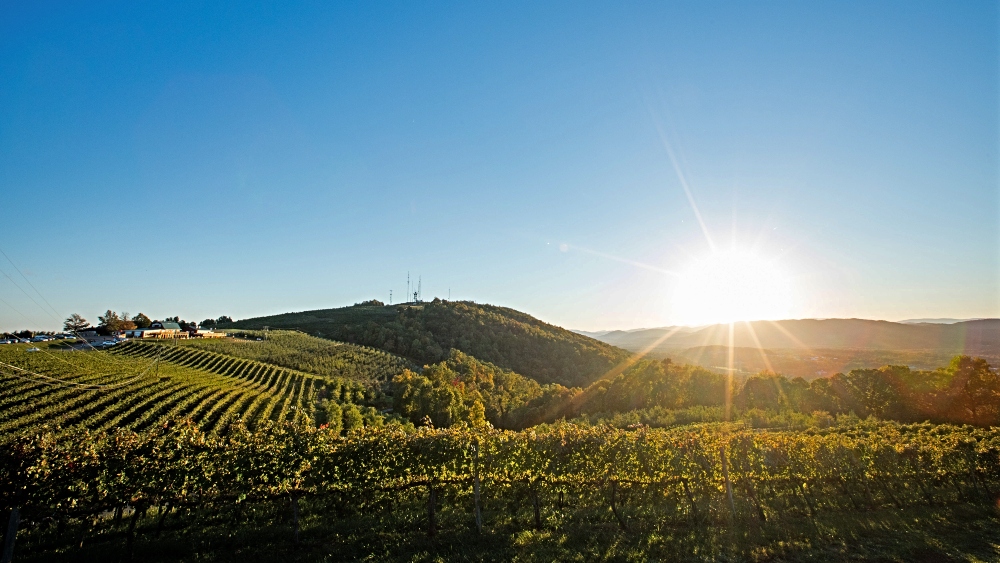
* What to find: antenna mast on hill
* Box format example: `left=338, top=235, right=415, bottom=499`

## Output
left=389, top=290, right=392, bottom=305
left=407, top=272, right=410, bottom=304
left=418, top=276, right=422, bottom=302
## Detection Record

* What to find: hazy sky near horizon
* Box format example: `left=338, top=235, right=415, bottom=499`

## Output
left=1, top=1, right=997, bottom=332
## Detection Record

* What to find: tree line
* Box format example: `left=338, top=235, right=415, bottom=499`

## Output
left=58, top=312, right=233, bottom=335
left=393, top=353, right=1000, bottom=429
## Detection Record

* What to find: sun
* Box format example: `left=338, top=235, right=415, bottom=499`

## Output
left=671, top=248, right=793, bottom=326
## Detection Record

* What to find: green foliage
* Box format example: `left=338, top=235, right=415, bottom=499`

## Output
left=321, top=401, right=343, bottom=434
left=97, top=310, right=133, bottom=332
left=573, top=359, right=734, bottom=413
left=568, top=355, right=1000, bottom=428
left=666, top=345, right=1000, bottom=380
left=62, top=313, right=90, bottom=332
left=131, top=312, right=152, bottom=328
left=229, top=300, right=632, bottom=387
left=2, top=338, right=999, bottom=562
left=341, top=403, right=364, bottom=433
left=391, top=350, right=576, bottom=429
left=0, top=340, right=385, bottom=439
left=574, top=405, right=839, bottom=431
left=3, top=418, right=1000, bottom=563
left=180, top=330, right=409, bottom=385
left=947, top=355, right=1000, bottom=424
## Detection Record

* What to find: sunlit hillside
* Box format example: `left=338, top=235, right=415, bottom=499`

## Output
left=224, top=300, right=632, bottom=388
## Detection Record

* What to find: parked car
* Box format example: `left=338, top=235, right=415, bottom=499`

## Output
left=31, top=335, right=52, bottom=342
left=0, top=339, right=11, bottom=345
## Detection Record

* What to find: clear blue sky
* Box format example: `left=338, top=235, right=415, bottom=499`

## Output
left=0, top=1, right=997, bottom=332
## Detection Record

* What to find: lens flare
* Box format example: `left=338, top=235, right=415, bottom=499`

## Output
left=671, top=248, right=793, bottom=326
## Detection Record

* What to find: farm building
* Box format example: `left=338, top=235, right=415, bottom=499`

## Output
left=123, top=321, right=226, bottom=339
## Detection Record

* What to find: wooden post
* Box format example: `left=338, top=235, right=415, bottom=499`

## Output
left=721, top=446, right=736, bottom=520
left=126, top=504, right=141, bottom=560
left=681, top=478, right=699, bottom=520
left=291, top=493, right=300, bottom=545
left=609, top=481, right=627, bottom=532
left=532, top=485, right=541, bottom=530
left=156, top=503, right=171, bottom=538
left=743, top=480, right=767, bottom=522
left=427, top=484, right=437, bottom=537
left=1, top=506, right=20, bottom=563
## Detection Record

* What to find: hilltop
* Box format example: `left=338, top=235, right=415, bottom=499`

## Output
left=223, top=300, right=632, bottom=387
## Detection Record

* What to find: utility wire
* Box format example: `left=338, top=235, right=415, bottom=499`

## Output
left=0, top=246, right=62, bottom=320
left=0, top=266, right=56, bottom=322
left=0, top=246, right=142, bottom=369
left=0, top=296, right=31, bottom=322
left=0, top=347, right=161, bottom=391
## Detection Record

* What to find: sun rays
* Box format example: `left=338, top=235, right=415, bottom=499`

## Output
left=671, top=248, right=794, bottom=327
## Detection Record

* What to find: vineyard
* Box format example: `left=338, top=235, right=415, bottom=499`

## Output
left=111, top=340, right=376, bottom=413
left=0, top=341, right=373, bottom=438
left=2, top=418, right=999, bottom=561
left=2, top=339, right=999, bottom=561
left=225, top=301, right=634, bottom=387
left=171, top=330, right=410, bottom=384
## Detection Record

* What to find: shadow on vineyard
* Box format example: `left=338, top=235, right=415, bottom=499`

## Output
left=13, top=499, right=1000, bottom=562
left=3, top=419, right=1000, bottom=562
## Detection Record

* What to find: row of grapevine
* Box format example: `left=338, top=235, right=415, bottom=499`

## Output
left=113, top=341, right=369, bottom=410
left=0, top=343, right=332, bottom=439
left=111, top=342, right=336, bottom=429
left=2, top=419, right=997, bottom=551
left=177, top=329, right=409, bottom=384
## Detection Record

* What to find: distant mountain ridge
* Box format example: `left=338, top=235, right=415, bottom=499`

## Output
left=898, top=318, right=987, bottom=324
left=582, top=318, right=1000, bottom=356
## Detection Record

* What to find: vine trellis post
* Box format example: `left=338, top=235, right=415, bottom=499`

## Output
left=721, top=445, right=736, bottom=520
left=1, top=505, right=19, bottom=563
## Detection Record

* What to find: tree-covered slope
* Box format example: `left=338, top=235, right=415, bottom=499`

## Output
left=225, top=300, right=632, bottom=388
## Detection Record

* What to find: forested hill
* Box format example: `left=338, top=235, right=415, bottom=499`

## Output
left=224, top=300, right=632, bottom=387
